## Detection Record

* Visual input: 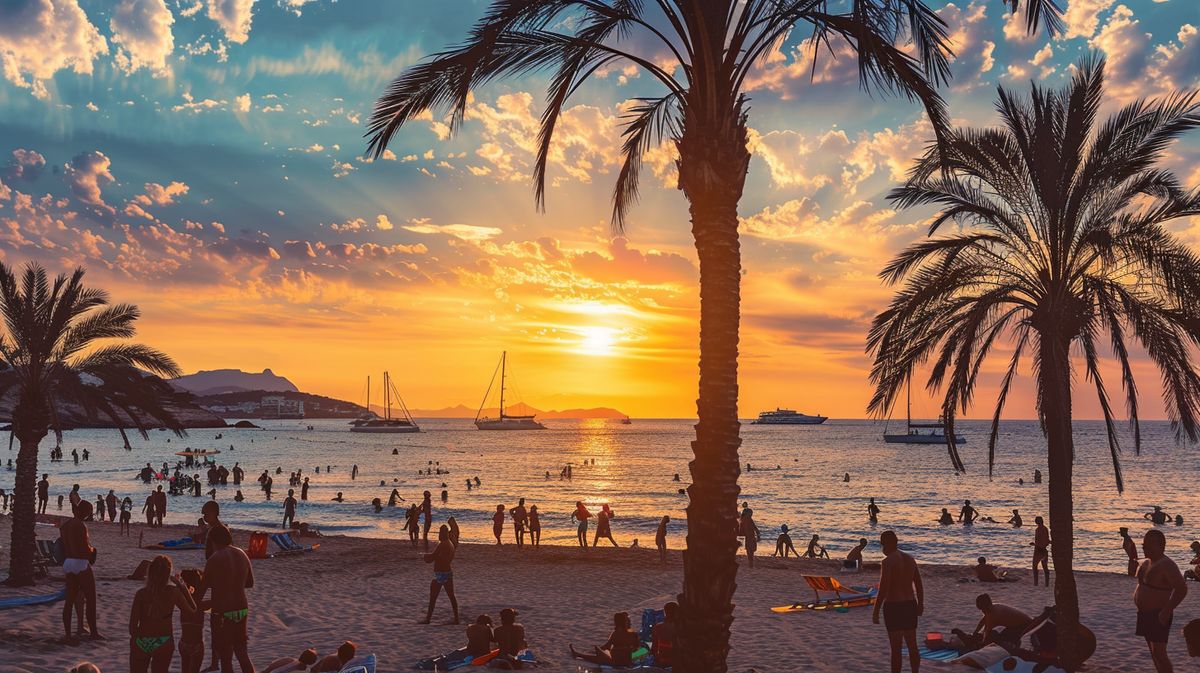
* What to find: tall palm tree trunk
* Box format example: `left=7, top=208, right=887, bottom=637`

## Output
left=6, top=399, right=48, bottom=587
left=1037, top=331, right=1081, bottom=670
left=674, top=115, right=750, bottom=673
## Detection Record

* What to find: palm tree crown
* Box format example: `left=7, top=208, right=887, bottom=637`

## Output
left=868, top=56, right=1200, bottom=491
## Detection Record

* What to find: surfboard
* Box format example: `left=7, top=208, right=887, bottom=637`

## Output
left=770, top=589, right=877, bottom=613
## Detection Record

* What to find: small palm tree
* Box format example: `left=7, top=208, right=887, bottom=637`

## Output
left=367, top=2, right=1059, bottom=670
left=0, top=263, right=184, bottom=586
left=868, top=56, right=1200, bottom=670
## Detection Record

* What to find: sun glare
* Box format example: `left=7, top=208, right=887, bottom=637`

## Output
left=578, top=326, right=618, bottom=356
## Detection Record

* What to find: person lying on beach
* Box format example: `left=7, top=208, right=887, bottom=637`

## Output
left=973, top=557, right=1014, bottom=582
left=569, top=611, right=641, bottom=667
left=1145, top=506, right=1171, bottom=526
left=959, top=500, right=979, bottom=525
left=1008, top=510, right=1022, bottom=528
left=1134, top=529, right=1188, bottom=673
left=311, top=641, right=357, bottom=673
left=973, top=593, right=1031, bottom=646
left=129, top=555, right=198, bottom=673
left=466, top=614, right=495, bottom=658
left=938, top=508, right=954, bottom=525
left=651, top=602, right=677, bottom=668
left=844, top=538, right=868, bottom=569
left=421, top=525, right=459, bottom=625
left=772, top=524, right=798, bottom=558
left=262, top=648, right=319, bottom=673
left=804, top=534, right=829, bottom=559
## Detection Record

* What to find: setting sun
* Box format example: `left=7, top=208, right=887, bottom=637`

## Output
left=577, top=326, right=618, bottom=356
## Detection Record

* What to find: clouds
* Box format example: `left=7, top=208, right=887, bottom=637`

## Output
left=1090, top=5, right=1200, bottom=101
left=63, top=151, right=115, bottom=215
left=402, top=220, right=503, bottom=242
left=206, top=0, right=256, bottom=44
left=1062, top=0, right=1115, bottom=40
left=0, top=0, right=108, bottom=98
left=110, top=0, right=175, bottom=76
left=3, top=149, right=46, bottom=182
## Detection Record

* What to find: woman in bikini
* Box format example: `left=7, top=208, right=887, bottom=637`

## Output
left=128, top=555, right=198, bottom=673
left=571, top=502, right=591, bottom=548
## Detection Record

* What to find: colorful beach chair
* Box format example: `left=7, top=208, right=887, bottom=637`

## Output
left=770, top=575, right=877, bottom=613
left=268, top=532, right=319, bottom=557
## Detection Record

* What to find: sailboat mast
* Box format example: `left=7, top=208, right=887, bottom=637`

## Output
left=906, top=375, right=912, bottom=432
left=384, top=372, right=391, bottom=420
left=499, top=351, right=507, bottom=418
left=367, top=375, right=371, bottom=417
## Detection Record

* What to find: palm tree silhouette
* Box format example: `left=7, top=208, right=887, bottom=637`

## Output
left=0, top=263, right=184, bottom=586
left=868, top=56, right=1200, bottom=670
left=367, top=2, right=1060, bottom=669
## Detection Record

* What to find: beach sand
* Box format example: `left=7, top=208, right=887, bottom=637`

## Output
left=0, top=515, right=1194, bottom=672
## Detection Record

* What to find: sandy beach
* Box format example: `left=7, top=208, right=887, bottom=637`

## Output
left=0, top=514, right=1195, bottom=672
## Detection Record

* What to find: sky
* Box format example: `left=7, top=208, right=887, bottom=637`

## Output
left=0, top=0, right=1199, bottom=419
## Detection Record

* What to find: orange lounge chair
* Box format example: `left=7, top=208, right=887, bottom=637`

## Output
left=771, top=575, right=877, bottom=613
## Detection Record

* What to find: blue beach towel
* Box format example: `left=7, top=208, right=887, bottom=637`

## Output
left=0, top=588, right=66, bottom=609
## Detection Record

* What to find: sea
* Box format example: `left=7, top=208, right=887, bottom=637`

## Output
left=0, top=417, right=1195, bottom=574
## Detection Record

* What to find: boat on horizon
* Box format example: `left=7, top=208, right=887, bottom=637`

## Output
left=883, top=381, right=963, bottom=444
left=350, top=372, right=421, bottom=433
left=474, top=352, right=546, bottom=430
left=752, top=408, right=827, bottom=425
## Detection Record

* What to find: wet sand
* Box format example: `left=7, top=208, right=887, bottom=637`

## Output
left=0, top=514, right=1194, bottom=672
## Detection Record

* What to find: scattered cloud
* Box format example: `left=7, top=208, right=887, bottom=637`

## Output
left=0, top=0, right=108, bottom=99
left=403, top=219, right=503, bottom=241
left=110, top=0, right=176, bottom=76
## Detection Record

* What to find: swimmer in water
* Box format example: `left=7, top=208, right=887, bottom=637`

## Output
left=844, top=473, right=851, bottom=483
left=959, top=500, right=979, bottom=525
left=1145, top=506, right=1171, bottom=526
left=233, top=490, right=244, bottom=503
left=1008, top=509, right=1023, bottom=528
left=331, top=492, right=344, bottom=503
left=372, top=498, right=382, bottom=513
left=937, top=508, right=953, bottom=525
left=868, top=498, right=881, bottom=524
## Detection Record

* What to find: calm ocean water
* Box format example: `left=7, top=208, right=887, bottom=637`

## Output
left=1, top=418, right=1195, bottom=573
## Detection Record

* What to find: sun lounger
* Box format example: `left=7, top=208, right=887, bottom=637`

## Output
left=269, top=532, right=319, bottom=557
left=770, top=575, right=878, bottom=613
left=0, top=587, right=65, bottom=610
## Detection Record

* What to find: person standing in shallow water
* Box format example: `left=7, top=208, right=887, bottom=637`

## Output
left=492, top=505, right=506, bottom=545
left=420, top=524, right=459, bottom=625
left=527, top=505, right=541, bottom=547
left=1031, top=516, right=1050, bottom=586
left=738, top=508, right=760, bottom=568
left=572, top=501, right=591, bottom=548
left=873, top=530, right=923, bottom=673
left=593, top=504, right=618, bottom=548
left=868, top=498, right=881, bottom=524
left=421, top=491, right=433, bottom=549
left=509, top=498, right=528, bottom=547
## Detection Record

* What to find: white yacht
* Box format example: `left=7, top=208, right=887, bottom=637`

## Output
left=474, top=352, right=546, bottom=430
left=752, top=408, right=828, bottom=425
left=350, top=372, right=420, bottom=433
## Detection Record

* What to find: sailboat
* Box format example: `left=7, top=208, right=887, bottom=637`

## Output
left=883, top=380, right=964, bottom=444
left=350, top=372, right=420, bottom=433
left=474, top=352, right=546, bottom=430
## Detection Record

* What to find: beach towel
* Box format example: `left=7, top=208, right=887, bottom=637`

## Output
left=910, top=646, right=961, bottom=662
left=0, top=588, right=66, bottom=610
left=339, top=653, right=377, bottom=673
left=269, top=532, right=319, bottom=557
left=144, top=537, right=204, bottom=550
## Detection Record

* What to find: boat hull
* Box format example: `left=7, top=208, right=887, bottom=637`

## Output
left=475, top=419, right=546, bottom=430
left=752, top=416, right=828, bottom=425
left=350, top=426, right=421, bottom=433
left=883, top=434, right=965, bottom=444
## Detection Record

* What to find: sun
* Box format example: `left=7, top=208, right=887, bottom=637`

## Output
left=578, top=326, right=618, bottom=356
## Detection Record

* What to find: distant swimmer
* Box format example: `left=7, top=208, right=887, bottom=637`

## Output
left=466, top=478, right=473, bottom=491
left=804, top=534, right=829, bottom=559
left=959, top=500, right=979, bottom=526
left=772, top=524, right=798, bottom=558
left=234, top=490, right=244, bottom=502
left=1008, top=509, right=1023, bottom=528
left=372, top=498, right=382, bottom=513
left=474, top=477, right=481, bottom=487
left=1146, top=506, right=1171, bottom=526
left=1033, top=469, right=1042, bottom=484
left=351, top=465, right=358, bottom=480
left=938, top=508, right=954, bottom=525
left=844, top=473, right=851, bottom=483
left=1031, top=516, right=1050, bottom=586
left=1174, top=515, right=1184, bottom=526
left=845, top=538, right=868, bottom=570
left=388, top=489, right=402, bottom=507
left=673, top=473, right=681, bottom=482
left=868, top=498, right=881, bottom=524
left=1122, top=527, right=1139, bottom=576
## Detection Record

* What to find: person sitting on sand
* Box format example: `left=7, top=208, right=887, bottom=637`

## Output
left=973, top=557, right=1012, bottom=582
left=804, top=534, right=829, bottom=559
left=1032, top=516, right=1051, bottom=586
left=421, top=525, right=459, bottom=625
left=129, top=555, right=198, bottom=673
left=972, top=593, right=1031, bottom=645
left=773, top=524, right=799, bottom=558
left=312, top=641, right=357, bottom=673
left=466, top=614, right=495, bottom=658
left=572, top=502, right=591, bottom=548
left=1134, top=529, right=1188, bottom=673
left=1008, top=510, right=1022, bottom=528
left=739, top=508, right=760, bottom=567
left=262, top=648, right=319, bottom=673
left=959, top=500, right=979, bottom=525
left=570, top=612, right=641, bottom=667
left=651, top=602, right=677, bottom=668
left=1121, top=527, right=1140, bottom=577
left=494, top=607, right=527, bottom=660
left=1145, top=506, right=1171, bottom=526
left=844, top=538, right=868, bottom=570
left=938, top=508, right=954, bottom=525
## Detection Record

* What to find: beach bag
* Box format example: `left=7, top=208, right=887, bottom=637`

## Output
left=1185, top=619, right=1200, bottom=657
left=247, top=532, right=269, bottom=560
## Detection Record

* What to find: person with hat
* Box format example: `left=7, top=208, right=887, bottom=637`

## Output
left=1121, top=527, right=1139, bottom=577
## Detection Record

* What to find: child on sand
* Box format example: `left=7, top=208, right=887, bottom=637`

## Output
left=773, top=524, right=798, bottom=558
left=805, top=534, right=829, bottom=559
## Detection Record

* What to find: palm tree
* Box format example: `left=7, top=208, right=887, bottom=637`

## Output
left=0, top=263, right=184, bottom=586
left=366, top=2, right=1059, bottom=670
left=868, top=56, right=1200, bottom=670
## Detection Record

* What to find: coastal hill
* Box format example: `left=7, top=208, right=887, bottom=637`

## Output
left=170, top=368, right=299, bottom=396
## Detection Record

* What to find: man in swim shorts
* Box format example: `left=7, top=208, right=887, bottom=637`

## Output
left=874, top=530, right=923, bottom=673
left=200, top=523, right=255, bottom=673
left=1134, top=529, right=1187, bottom=672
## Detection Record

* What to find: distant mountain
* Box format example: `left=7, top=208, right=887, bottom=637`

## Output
left=171, top=368, right=299, bottom=396
left=406, top=402, right=628, bottom=420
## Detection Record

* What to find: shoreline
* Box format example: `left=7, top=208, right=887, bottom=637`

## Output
left=1, top=513, right=1196, bottom=672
